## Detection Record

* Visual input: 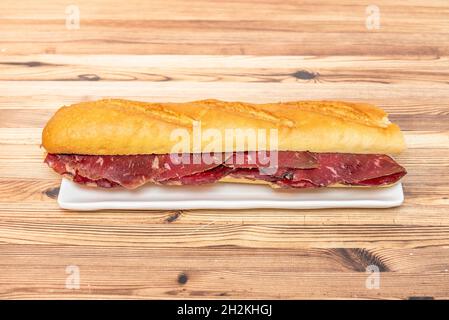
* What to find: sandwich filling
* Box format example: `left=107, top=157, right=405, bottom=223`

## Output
left=45, top=151, right=406, bottom=189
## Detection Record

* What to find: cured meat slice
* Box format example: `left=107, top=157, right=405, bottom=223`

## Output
left=224, top=151, right=317, bottom=169
left=353, top=172, right=406, bottom=186
left=44, top=152, right=406, bottom=189
left=72, top=173, right=119, bottom=188
left=229, top=168, right=279, bottom=183
left=45, top=153, right=225, bottom=189
left=154, top=153, right=227, bottom=182
left=275, top=153, right=406, bottom=188
left=162, top=166, right=233, bottom=185
left=46, top=154, right=160, bottom=189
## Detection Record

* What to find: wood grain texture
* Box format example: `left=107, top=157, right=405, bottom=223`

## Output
left=1, top=0, right=449, bottom=55
left=1, top=0, right=449, bottom=299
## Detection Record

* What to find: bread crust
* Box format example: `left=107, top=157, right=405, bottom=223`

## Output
left=42, top=99, right=406, bottom=155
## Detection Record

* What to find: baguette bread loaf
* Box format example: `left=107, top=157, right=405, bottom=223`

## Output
left=42, top=99, right=405, bottom=155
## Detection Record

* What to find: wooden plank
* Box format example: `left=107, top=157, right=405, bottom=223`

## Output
left=2, top=0, right=448, bottom=21
left=0, top=191, right=448, bottom=226
left=2, top=54, right=449, bottom=69
left=1, top=245, right=449, bottom=299
left=1, top=55, right=449, bottom=83
left=3, top=214, right=449, bottom=248
left=0, top=178, right=448, bottom=227
left=1, top=0, right=448, bottom=55
left=1, top=81, right=448, bottom=102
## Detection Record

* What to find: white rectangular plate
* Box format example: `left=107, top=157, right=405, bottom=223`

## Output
left=58, top=178, right=404, bottom=210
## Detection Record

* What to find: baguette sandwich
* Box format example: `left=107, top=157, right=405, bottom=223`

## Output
left=42, top=99, right=406, bottom=189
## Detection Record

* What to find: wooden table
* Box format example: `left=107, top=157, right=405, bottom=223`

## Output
left=1, top=0, right=449, bottom=299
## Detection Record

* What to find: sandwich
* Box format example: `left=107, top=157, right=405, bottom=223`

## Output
left=42, top=99, right=406, bottom=190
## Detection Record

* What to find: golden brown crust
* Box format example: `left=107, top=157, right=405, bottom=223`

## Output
left=42, top=99, right=406, bottom=155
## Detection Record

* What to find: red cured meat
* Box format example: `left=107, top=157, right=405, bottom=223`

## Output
left=44, top=151, right=406, bottom=189
left=224, top=151, right=317, bottom=169
left=275, top=153, right=406, bottom=188
left=229, top=168, right=279, bottom=183
left=162, top=166, right=234, bottom=186
left=155, top=153, right=228, bottom=181
left=45, top=153, right=225, bottom=189
left=72, top=173, right=120, bottom=188
left=46, top=154, right=159, bottom=189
